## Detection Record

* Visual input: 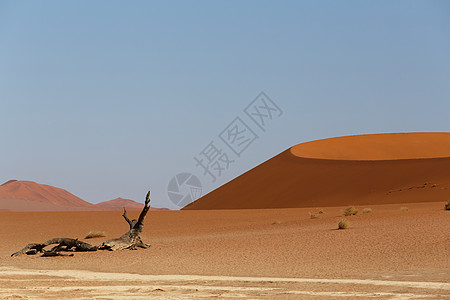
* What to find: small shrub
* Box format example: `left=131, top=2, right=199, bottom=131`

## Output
left=338, top=218, right=349, bottom=229
left=362, top=208, right=372, bottom=214
left=309, top=213, right=319, bottom=219
left=344, top=206, right=359, bottom=216
left=272, top=220, right=281, bottom=225
left=445, top=200, right=450, bottom=211
left=400, top=207, right=408, bottom=212
left=318, top=209, right=324, bottom=214
left=85, top=231, right=106, bottom=239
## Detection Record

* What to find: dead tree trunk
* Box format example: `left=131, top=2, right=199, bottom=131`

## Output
left=99, top=191, right=151, bottom=251
left=11, top=238, right=97, bottom=257
left=11, top=191, right=152, bottom=256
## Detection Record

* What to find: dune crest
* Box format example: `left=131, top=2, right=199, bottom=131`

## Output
left=291, top=132, right=450, bottom=161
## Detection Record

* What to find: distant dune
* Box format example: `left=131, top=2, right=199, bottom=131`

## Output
left=96, top=198, right=144, bottom=210
left=0, top=180, right=170, bottom=212
left=0, top=180, right=96, bottom=211
left=184, top=132, right=450, bottom=210
left=96, top=197, right=170, bottom=211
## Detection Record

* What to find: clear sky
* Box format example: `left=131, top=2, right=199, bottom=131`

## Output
left=1, top=0, right=449, bottom=209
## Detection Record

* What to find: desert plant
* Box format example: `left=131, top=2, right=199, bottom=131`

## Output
left=344, top=206, right=359, bottom=216
left=445, top=200, right=450, bottom=211
left=84, top=231, right=106, bottom=239
left=338, top=218, right=349, bottom=229
left=272, top=220, right=281, bottom=225
left=309, top=213, right=319, bottom=219
left=362, top=208, right=372, bottom=214
left=400, top=207, right=408, bottom=212
left=318, top=209, right=324, bottom=214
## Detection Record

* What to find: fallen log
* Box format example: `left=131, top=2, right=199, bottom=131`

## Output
left=11, top=238, right=97, bottom=257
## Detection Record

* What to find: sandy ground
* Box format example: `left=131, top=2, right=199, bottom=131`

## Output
left=0, top=202, right=449, bottom=299
left=1, top=267, right=448, bottom=299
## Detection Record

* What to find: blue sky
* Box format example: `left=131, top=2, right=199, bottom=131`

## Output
left=1, top=0, right=449, bottom=209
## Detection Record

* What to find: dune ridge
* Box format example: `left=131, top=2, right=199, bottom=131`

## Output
left=291, top=132, right=450, bottom=161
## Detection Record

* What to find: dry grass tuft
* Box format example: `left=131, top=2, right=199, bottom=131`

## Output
left=400, top=207, right=408, bottom=212
left=362, top=208, right=372, bottom=214
left=85, top=231, right=106, bottom=239
left=445, top=200, right=450, bottom=211
left=309, top=213, right=319, bottom=219
left=271, top=220, right=281, bottom=225
left=344, top=206, right=359, bottom=216
left=338, top=218, right=349, bottom=229
left=318, top=209, right=324, bottom=214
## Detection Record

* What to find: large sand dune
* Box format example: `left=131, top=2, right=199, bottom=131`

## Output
left=185, top=132, right=450, bottom=210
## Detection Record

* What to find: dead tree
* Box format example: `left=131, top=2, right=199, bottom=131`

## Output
left=99, top=191, right=151, bottom=251
left=11, top=238, right=97, bottom=257
left=11, top=191, right=152, bottom=256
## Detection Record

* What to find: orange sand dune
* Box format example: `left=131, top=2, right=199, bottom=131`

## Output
left=185, top=132, right=450, bottom=210
left=0, top=180, right=96, bottom=211
left=96, top=197, right=170, bottom=211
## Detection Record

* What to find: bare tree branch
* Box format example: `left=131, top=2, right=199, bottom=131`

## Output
left=99, top=191, right=152, bottom=251
left=122, top=207, right=133, bottom=229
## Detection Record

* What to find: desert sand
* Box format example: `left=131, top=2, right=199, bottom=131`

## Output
left=0, top=201, right=449, bottom=298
